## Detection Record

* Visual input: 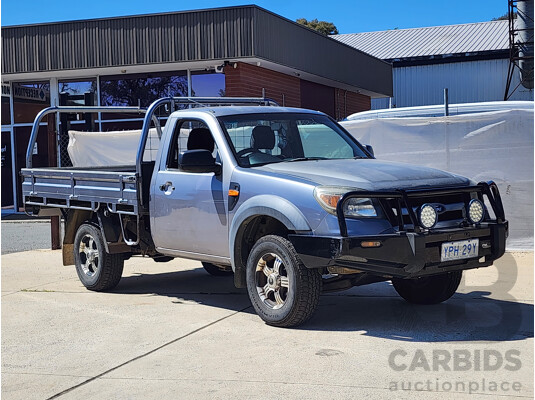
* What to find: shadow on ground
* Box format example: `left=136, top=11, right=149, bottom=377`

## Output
left=111, top=266, right=534, bottom=343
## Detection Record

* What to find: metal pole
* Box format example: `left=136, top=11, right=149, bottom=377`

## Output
left=96, top=75, right=102, bottom=131
left=187, top=70, right=192, bottom=97
left=8, top=82, right=18, bottom=212
left=47, top=112, right=60, bottom=250
left=10, top=128, right=17, bottom=212
left=444, top=88, right=449, bottom=116
left=344, top=90, right=347, bottom=117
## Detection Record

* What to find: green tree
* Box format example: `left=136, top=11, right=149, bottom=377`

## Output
left=296, top=18, right=339, bottom=35
left=492, top=12, right=516, bottom=21
left=100, top=75, right=190, bottom=107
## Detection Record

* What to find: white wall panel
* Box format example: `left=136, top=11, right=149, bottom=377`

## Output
left=372, top=59, right=533, bottom=109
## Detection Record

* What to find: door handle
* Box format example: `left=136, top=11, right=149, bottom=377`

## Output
left=159, top=181, right=175, bottom=192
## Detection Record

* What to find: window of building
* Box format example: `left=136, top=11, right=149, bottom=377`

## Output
left=191, top=72, right=225, bottom=97
left=1, top=97, right=11, bottom=126
left=58, top=79, right=97, bottom=105
left=100, top=72, right=188, bottom=107
left=2, top=83, right=11, bottom=126
left=12, top=81, right=50, bottom=124
left=99, top=72, right=188, bottom=128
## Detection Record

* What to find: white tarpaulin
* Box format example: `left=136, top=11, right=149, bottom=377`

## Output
left=67, top=128, right=160, bottom=167
left=341, top=109, right=534, bottom=250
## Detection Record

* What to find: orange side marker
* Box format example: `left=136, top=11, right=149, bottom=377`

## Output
left=228, top=189, right=240, bottom=197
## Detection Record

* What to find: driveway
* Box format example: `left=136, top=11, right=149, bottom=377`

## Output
left=1, top=220, right=53, bottom=255
left=1, top=249, right=533, bottom=399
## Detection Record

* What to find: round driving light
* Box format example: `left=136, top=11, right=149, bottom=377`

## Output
left=468, top=199, right=485, bottom=224
left=419, top=204, right=438, bottom=229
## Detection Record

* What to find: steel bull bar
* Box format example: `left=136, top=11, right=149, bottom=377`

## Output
left=289, top=181, right=508, bottom=278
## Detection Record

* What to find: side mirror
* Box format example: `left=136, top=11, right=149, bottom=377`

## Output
left=365, top=144, right=375, bottom=157
left=179, top=150, right=221, bottom=174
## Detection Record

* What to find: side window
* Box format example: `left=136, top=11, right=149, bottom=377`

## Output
left=166, top=119, right=218, bottom=170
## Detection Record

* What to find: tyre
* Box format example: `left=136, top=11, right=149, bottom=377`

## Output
left=246, top=235, right=321, bottom=327
left=202, top=262, right=233, bottom=276
left=153, top=255, right=174, bottom=263
left=74, top=223, right=124, bottom=291
left=392, top=270, right=462, bottom=305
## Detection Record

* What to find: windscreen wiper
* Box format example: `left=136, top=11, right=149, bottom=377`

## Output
left=284, top=157, right=328, bottom=162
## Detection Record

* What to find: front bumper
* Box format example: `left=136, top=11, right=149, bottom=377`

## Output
left=289, top=221, right=507, bottom=278
left=289, top=181, right=508, bottom=279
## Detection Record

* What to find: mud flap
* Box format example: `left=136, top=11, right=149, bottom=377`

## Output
left=62, top=243, right=74, bottom=266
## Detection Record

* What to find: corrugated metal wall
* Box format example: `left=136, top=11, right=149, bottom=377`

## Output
left=1, top=7, right=256, bottom=74
left=372, top=58, right=533, bottom=109
left=1, top=6, right=392, bottom=97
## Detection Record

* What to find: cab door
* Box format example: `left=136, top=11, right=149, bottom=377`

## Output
left=150, top=117, right=229, bottom=259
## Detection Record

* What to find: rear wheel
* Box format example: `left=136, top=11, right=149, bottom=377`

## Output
left=246, top=235, right=321, bottom=327
left=74, top=224, right=124, bottom=291
left=392, top=271, right=462, bottom=305
left=202, top=262, right=233, bottom=276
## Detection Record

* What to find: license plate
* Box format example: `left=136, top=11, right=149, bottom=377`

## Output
left=441, top=239, right=479, bottom=262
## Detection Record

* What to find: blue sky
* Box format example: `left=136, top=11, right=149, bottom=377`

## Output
left=1, top=0, right=508, bottom=33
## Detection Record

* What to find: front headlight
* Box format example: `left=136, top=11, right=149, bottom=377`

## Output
left=344, top=198, right=377, bottom=217
left=313, top=186, right=378, bottom=218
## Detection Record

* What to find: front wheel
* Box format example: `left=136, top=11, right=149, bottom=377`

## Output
left=246, top=235, right=321, bottom=327
left=392, top=271, right=462, bottom=305
left=74, top=223, right=124, bottom=291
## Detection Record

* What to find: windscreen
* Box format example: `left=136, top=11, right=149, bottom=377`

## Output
left=218, top=113, right=369, bottom=167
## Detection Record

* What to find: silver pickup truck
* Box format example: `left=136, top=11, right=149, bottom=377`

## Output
left=21, top=97, right=508, bottom=327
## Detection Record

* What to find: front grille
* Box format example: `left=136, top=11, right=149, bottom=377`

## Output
left=381, top=192, right=473, bottom=230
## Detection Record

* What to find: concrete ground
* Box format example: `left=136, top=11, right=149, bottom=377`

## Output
left=1, top=221, right=53, bottom=255
left=1, top=249, right=533, bottom=400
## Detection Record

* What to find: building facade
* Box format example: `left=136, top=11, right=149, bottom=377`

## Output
left=333, top=20, right=534, bottom=109
left=1, top=6, right=392, bottom=209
